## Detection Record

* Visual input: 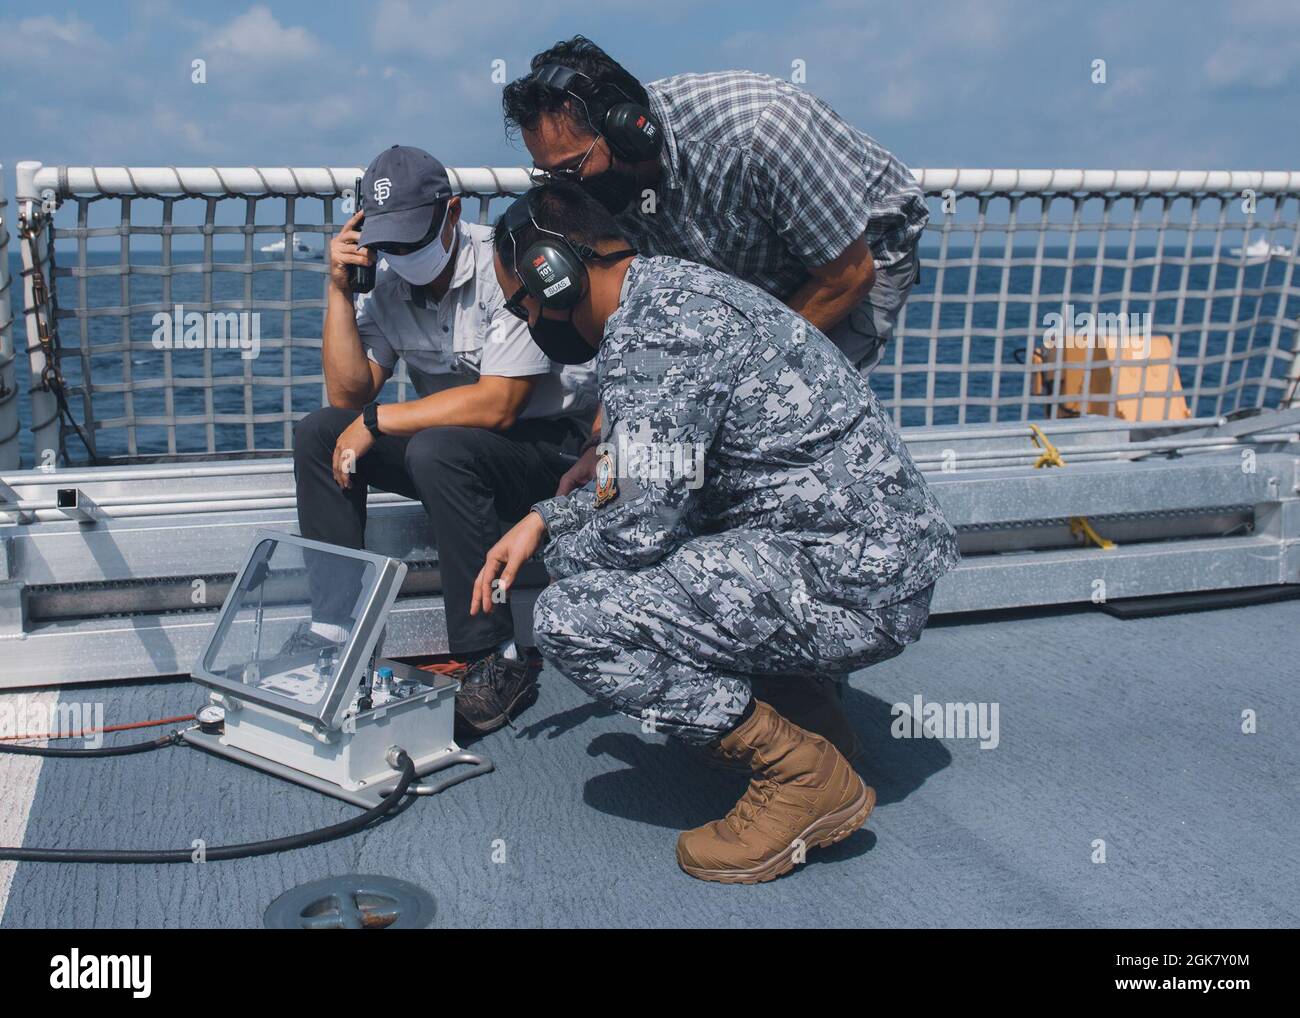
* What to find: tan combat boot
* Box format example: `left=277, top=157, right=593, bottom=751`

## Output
left=676, top=700, right=875, bottom=884
left=689, top=675, right=860, bottom=774
left=750, top=674, right=861, bottom=761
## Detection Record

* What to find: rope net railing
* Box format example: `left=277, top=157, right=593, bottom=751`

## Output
left=893, top=172, right=1300, bottom=428
left=9, top=164, right=1300, bottom=467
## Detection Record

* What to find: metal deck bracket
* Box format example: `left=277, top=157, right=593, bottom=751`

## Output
left=0, top=478, right=32, bottom=525
left=54, top=487, right=101, bottom=524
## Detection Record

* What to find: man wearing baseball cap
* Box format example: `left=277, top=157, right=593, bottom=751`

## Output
left=290, top=145, right=598, bottom=735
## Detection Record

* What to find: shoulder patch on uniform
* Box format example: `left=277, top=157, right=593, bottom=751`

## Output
left=594, top=450, right=619, bottom=508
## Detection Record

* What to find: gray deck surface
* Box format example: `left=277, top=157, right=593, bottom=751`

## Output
left=2, top=599, right=1296, bottom=929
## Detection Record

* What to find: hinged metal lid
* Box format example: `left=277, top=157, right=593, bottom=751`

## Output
left=192, top=531, right=407, bottom=730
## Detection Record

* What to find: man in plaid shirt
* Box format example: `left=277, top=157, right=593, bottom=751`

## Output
left=501, top=37, right=931, bottom=759
left=502, top=35, right=927, bottom=386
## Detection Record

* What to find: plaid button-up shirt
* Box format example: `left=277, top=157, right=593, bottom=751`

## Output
left=613, top=71, right=928, bottom=300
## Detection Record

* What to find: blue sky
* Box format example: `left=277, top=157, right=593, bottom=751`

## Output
left=1, top=0, right=1298, bottom=180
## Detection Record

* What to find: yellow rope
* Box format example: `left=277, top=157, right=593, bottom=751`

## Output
left=1069, top=517, right=1116, bottom=550
left=1028, top=423, right=1067, bottom=468
left=1027, top=424, right=1116, bottom=551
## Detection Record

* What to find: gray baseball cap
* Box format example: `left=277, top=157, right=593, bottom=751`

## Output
left=357, top=146, right=452, bottom=248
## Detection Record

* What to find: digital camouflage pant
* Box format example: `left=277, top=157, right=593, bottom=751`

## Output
left=533, top=531, right=935, bottom=745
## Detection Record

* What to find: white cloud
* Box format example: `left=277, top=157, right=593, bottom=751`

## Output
left=1224, top=0, right=1300, bottom=28
left=370, top=0, right=529, bottom=59
left=1204, top=36, right=1300, bottom=91
left=1202, top=0, right=1300, bottom=91
left=719, top=2, right=1034, bottom=125
left=0, top=14, right=107, bottom=65
left=2, top=1, right=1297, bottom=177
left=206, top=5, right=323, bottom=63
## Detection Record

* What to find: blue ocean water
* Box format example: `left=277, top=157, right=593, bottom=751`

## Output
left=4, top=246, right=1296, bottom=465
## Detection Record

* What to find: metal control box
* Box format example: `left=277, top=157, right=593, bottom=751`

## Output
left=183, top=531, right=490, bottom=806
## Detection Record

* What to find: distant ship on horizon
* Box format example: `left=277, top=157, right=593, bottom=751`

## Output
left=259, top=232, right=322, bottom=260
left=1231, top=234, right=1292, bottom=263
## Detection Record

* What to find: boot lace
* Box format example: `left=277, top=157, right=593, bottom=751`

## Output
left=725, top=774, right=780, bottom=833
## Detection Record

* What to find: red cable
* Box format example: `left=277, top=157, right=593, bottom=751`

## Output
left=1, top=657, right=465, bottom=744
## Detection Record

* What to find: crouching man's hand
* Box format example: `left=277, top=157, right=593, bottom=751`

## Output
left=472, top=510, right=546, bottom=616
left=557, top=445, right=599, bottom=496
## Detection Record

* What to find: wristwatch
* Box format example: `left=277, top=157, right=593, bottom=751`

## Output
left=362, top=402, right=382, bottom=438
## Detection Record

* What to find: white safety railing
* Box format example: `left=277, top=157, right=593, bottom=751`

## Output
left=10, top=163, right=1300, bottom=466
left=892, top=169, right=1300, bottom=428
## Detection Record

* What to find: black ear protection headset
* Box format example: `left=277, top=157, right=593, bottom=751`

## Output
left=498, top=190, right=637, bottom=318
left=532, top=63, right=664, bottom=163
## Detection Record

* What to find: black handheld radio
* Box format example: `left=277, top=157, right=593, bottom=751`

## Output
left=347, top=176, right=375, bottom=294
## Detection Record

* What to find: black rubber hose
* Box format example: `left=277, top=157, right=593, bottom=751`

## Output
left=0, top=732, right=180, bottom=757
left=0, top=751, right=417, bottom=864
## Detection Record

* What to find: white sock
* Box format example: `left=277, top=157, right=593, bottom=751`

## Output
left=311, top=621, right=348, bottom=643
left=497, top=638, right=520, bottom=661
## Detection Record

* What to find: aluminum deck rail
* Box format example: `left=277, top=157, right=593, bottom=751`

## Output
left=1, top=410, right=1297, bottom=687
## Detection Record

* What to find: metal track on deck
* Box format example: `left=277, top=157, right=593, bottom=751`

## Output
left=1, top=411, right=1296, bottom=688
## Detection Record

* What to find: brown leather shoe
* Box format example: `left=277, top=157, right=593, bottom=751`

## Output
left=676, top=701, right=875, bottom=884
left=453, top=651, right=541, bottom=736
left=750, top=674, right=861, bottom=761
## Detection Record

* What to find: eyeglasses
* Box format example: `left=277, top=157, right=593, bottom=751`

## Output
left=534, top=134, right=600, bottom=184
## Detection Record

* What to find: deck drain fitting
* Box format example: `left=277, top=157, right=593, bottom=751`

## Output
left=264, top=875, right=436, bottom=929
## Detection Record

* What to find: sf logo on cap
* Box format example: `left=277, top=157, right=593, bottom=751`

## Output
left=373, top=177, right=392, bottom=205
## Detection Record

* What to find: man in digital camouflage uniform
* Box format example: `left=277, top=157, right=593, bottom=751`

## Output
left=473, top=183, right=958, bottom=883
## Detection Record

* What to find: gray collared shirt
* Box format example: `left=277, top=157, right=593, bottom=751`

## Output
left=354, top=220, right=597, bottom=422
left=614, top=71, right=929, bottom=299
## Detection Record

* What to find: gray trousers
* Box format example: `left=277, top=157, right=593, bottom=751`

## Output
left=533, top=531, right=935, bottom=745
left=826, top=247, right=920, bottom=374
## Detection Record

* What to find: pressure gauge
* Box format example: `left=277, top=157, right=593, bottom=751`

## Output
left=196, top=704, right=226, bottom=734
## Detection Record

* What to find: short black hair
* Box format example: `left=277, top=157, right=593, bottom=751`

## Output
left=492, top=180, right=628, bottom=272
left=502, top=36, right=649, bottom=138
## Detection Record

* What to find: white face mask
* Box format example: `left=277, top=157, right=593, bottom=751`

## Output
left=383, top=207, right=453, bottom=285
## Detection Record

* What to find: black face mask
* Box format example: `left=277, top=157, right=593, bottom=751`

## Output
left=529, top=310, right=598, bottom=364
left=581, top=164, right=640, bottom=215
